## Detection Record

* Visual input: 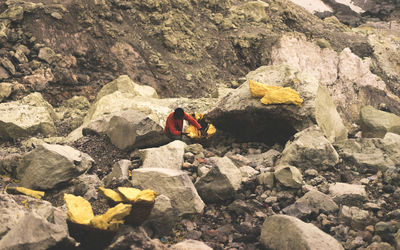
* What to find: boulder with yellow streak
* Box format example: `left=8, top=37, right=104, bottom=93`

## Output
left=249, top=80, right=303, bottom=106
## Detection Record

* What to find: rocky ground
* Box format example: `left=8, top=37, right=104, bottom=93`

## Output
left=1, top=0, right=400, bottom=250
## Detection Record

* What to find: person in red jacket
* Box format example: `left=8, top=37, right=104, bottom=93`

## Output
left=164, top=108, right=202, bottom=140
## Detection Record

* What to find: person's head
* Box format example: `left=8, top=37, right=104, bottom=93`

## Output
left=173, top=108, right=185, bottom=119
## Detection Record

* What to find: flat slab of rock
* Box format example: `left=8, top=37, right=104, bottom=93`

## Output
left=17, top=143, right=94, bottom=190
left=139, top=140, right=186, bottom=170
left=360, top=105, right=400, bottom=138
left=329, top=183, right=367, bottom=206
left=131, top=168, right=204, bottom=216
left=260, top=215, right=344, bottom=250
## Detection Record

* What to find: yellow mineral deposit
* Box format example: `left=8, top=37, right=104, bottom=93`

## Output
left=117, top=187, right=141, bottom=201
left=249, top=80, right=303, bottom=106
left=98, top=187, right=125, bottom=202
left=134, top=189, right=157, bottom=204
left=64, top=194, right=94, bottom=225
left=185, top=113, right=217, bottom=139
left=15, top=187, right=45, bottom=199
left=90, top=203, right=132, bottom=230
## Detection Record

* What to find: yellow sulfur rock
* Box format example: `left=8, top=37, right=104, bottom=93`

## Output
left=249, top=80, right=303, bottom=106
left=135, top=189, right=157, bottom=204
left=117, top=187, right=141, bottom=202
left=185, top=113, right=216, bottom=139
left=64, top=194, right=94, bottom=225
left=15, top=187, right=45, bottom=199
left=90, top=203, right=132, bottom=231
left=98, top=187, right=125, bottom=203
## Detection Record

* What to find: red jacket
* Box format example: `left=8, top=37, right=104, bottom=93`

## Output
left=164, top=112, right=201, bottom=136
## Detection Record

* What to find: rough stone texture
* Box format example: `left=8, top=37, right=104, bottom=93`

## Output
left=283, top=190, right=339, bottom=218
left=106, top=226, right=166, bottom=250
left=103, top=159, right=131, bottom=187
left=195, top=156, right=242, bottom=203
left=0, top=92, right=56, bottom=141
left=131, top=168, right=204, bottom=216
left=207, top=64, right=347, bottom=144
left=246, top=149, right=281, bottom=168
left=139, top=140, right=186, bottom=170
left=239, top=165, right=259, bottom=178
left=395, top=229, right=400, bottom=250
left=257, top=172, right=275, bottom=188
left=270, top=34, right=398, bottom=133
left=0, top=212, right=70, bottom=250
left=338, top=205, right=371, bottom=230
left=329, top=183, right=367, bottom=206
left=367, top=242, right=395, bottom=250
left=38, top=47, right=59, bottom=65
left=84, top=110, right=169, bottom=149
left=0, top=82, right=13, bottom=102
left=277, top=126, right=340, bottom=170
left=274, top=165, right=303, bottom=189
left=143, top=195, right=178, bottom=238
left=260, top=215, right=344, bottom=250
left=170, top=240, right=212, bottom=250
left=17, top=143, right=94, bottom=190
left=360, top=105, right=400, bottom=138
left=335, top=134, right=400, bottom=173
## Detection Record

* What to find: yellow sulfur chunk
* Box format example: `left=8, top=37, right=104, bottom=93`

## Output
left=90, top=203, right=132, bottom=231
left=117, top=187, right=141, bottom=202
left=249, top=80, right=303, bottom=106
left=98, top=187, right=125, bottom=202
left=15, top=187, right=45, bottom=199
left=135, top=189, right=157, bottom=204
left=64, top=194, right=94, bottom=225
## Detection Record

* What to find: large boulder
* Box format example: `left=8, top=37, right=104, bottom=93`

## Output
left=138, top=140, right=186, bottom=170
left=0, top=92, right=57, bottom=141
left=195, top=156, right=242, bottom=203
left=274, top=165, right=303, bottom=189
left=260, top=215, right=344, bottom=250
left=329, top=183, right=367, bottom=206
left=131, top=168, right=204, bottom=216
left=277, top=126, right=340, bottom=170
left=334, top=133, right=400, bottom=173
left=17, top=143, right=94, bottom=190
left=283, top=190, right=339, bottom=218
left=360, top=105, right=400, bottom=138
left=84, top=110, right=169, bottom=150
left=207, top=64, right=347, bottom=144
left=270, top=34, right=399, bottom=133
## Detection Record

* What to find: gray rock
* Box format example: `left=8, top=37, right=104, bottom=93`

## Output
left=274, top=165, right=303, bottom=189
left=131, top=168, right=204, bottom=216
left=257, top=172, right=275, bottom=188
left=143, top=195, right=178, bottom=238
left=0, top=212, right=70, bottom=250
left=247, top=149, right=281, bottom=168
left=17, top=143, right=94, bottom=190
left=339, top=205, right=371, bottom=230
left=329, top=183, right=367, bottom=206
left=395, top=229, right=400, bottom=250
left=72, top=174, right=103, bottom=201
left=335, top=135, right=400, bottom=173
left=103, top=159, right=131, bottom=187
left=366, top=242, right=395, bottom=250
left=185, top=144, right=204, bottom=155
left=38, top=47, right=59, bottom=65
left=0, top=82, right=12, bottom=102
left=195, top=156, right=242, bottom=203
left=277, top=126, right=339, bottom=170
left=0, top=58, right=15, bottom=75
left=139, top=140, right=186, bottom=170
left=170, top=240, right=212, bottom=250
left=283, top=190, right=338, bottom=218
left=106, top=226, right=166, bottom=250
left=0, top=66, right=9, bottom=80
left=360, top=105, right=400, bottom=138
left=260, top=215, right=344, bottom=250
left=239, top=165, right=259, bottom=178
left=0, top=92, right=56, bottom=141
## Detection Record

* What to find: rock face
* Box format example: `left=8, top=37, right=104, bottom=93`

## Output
left=335, top=134, right=400, bottom=173
left=195, top=157, right=242, bottom=203
left=277, top=126, right=340, bottom=170
left=360, top=105, right=400, bottom=138
left=208, top=64, right=347, bottom=144
left=17, top=143, right=94, bottom=190
left=329, top=183, right=367, bottom=206
left=139, top=140, right=186, bottom=170
left=283, top=190, right=339, bottom=218
left=260, top=215, right=344, bottom=250
left=274, top=165, right=303, bottom=189
left=0, top=92, right=56, bottom=141
left=131, top=168, right=204, bottom=216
